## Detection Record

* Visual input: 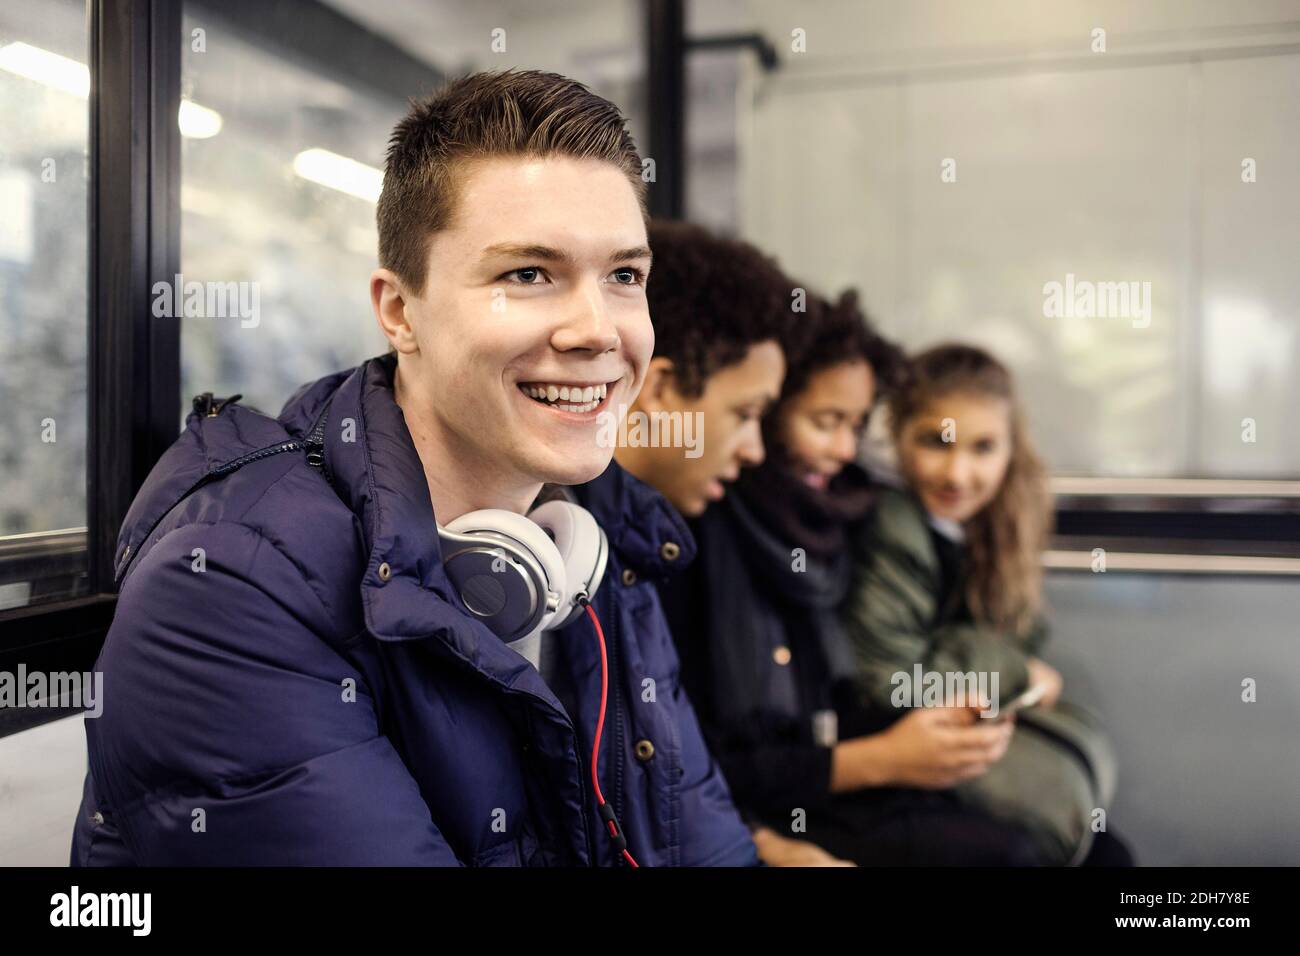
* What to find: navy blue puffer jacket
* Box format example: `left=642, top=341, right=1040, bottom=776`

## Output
left=69, top=353, right=758, bottom=867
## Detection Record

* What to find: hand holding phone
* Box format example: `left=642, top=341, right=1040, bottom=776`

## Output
left=990, top=682, right=1049, bottom=722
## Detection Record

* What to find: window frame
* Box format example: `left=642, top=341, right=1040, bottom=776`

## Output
left=0, top=0, right=179, bottom=738
left=0, top=0, right=444, bottom=738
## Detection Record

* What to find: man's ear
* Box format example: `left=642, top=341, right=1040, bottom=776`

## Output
left=635, top=357, right=679, bottom=414
left=371, top=268, right=418, bottom=354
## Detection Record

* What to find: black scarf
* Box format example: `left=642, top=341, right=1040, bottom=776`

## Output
left=734, top=456, right=877, bottom=563
left=695, top=459, right=876, bottom=729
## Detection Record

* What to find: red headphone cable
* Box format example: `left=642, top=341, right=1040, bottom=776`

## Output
left=579, top=596, right=639, bottom=868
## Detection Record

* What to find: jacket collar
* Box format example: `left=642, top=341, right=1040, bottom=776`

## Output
left=567, top=459, right=697, bottom=578
left=276, top=356, right=691, bottom=712
left=282, top=358, right=593, bottom=835
left=277, top=354, right=693, bottom=682
left=280, top=354, right=470, bottom=641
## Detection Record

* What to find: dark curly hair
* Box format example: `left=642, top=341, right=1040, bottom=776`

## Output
left=778, top=289, right=907, bottom=406
left=645, top=220, right=801, bottom=398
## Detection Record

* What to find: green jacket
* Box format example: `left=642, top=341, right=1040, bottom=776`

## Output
left=842, top=487, right=1118, bottom=864
left=842, top=486, right=1047, bottom=712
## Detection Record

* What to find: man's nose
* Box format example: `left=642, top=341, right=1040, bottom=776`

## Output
left=551, top=281, right=620, bottom=353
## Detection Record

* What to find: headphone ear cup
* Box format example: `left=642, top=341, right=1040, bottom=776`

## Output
left=528, top=500, right=608, bottom=630
left=443, top=509, right=568, bottom=635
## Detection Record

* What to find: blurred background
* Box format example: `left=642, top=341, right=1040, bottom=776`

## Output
left=1, top=0, right=1297, bottom=865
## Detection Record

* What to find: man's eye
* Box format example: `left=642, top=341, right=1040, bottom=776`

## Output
left=505, top=267, right=547, bottom=285
left=610, top=266, right=646, bottom=286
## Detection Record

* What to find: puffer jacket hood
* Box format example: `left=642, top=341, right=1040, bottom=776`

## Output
left=71, top=353, right=757, bottom=867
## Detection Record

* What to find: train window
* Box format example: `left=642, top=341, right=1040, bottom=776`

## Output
left=177, top=0, right=648, bottom=420
left=0, top=0, right=91, bottom=610
left=693, top=4, right=1300, bottom=483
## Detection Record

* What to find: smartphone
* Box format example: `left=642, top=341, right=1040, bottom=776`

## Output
left=991, top=682, right=1048, bottom=721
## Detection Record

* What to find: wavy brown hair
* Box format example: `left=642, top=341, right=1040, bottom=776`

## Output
left=890, top=345, right=1052, bottom=637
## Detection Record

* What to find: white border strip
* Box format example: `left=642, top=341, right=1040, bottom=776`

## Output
left=1050, top=478, right=1300, bottom=498
left=1045, top=550, right=1300, bottom=575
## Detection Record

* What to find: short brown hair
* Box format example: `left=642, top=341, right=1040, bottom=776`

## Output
left=377, top=69, right=646, bottom=297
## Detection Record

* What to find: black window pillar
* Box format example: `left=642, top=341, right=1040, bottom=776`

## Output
left=645, top=0, right=685, bottom=219
left=89, top=0, right=182, bottom=595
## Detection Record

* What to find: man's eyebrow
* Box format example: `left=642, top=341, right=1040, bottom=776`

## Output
left=610, top=246, right=652, bottom=263
left=480, top=243, right=574, bottom=263
left=478, top=243, right=653, bottom=264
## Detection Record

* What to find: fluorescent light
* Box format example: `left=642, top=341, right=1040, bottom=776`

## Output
left=1, top=41, right=223, bottom=139
left=0, top=41, right=89, bottom=98
left=178, top=99, right=223, bottom=138
left=292, top=148, right=383, bottom=202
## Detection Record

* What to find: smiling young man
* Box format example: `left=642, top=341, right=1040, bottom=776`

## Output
left=70, top=71, right=757, bottom=867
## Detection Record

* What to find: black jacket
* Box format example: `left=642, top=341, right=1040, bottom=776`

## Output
left=657, top=470, right=882, bottom=825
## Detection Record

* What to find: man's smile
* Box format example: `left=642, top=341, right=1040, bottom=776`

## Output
left=516, top=378, right=619, bottom=419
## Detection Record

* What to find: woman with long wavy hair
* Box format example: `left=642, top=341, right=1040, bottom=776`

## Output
left=843, top=343, right=1132, bottom=865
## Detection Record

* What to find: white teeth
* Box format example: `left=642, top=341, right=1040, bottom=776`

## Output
left=520, top=382, right=611, bottom=412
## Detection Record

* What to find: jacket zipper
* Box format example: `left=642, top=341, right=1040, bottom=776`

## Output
left=519, top=704, right=596, bottom=866
left=607, top=593, right=626, bottom=856
left=302, top=397, right=335, bottom=488
left=117, top=438, right=305, bottom=582
left=568, top=723, right=598, bottom=865
left=212, top=440, right=304, bottom=477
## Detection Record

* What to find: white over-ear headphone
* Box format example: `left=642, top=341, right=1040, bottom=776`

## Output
left=440, top=498, right=640, bottom=866
left=437, top=500, right=609, bottom=643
